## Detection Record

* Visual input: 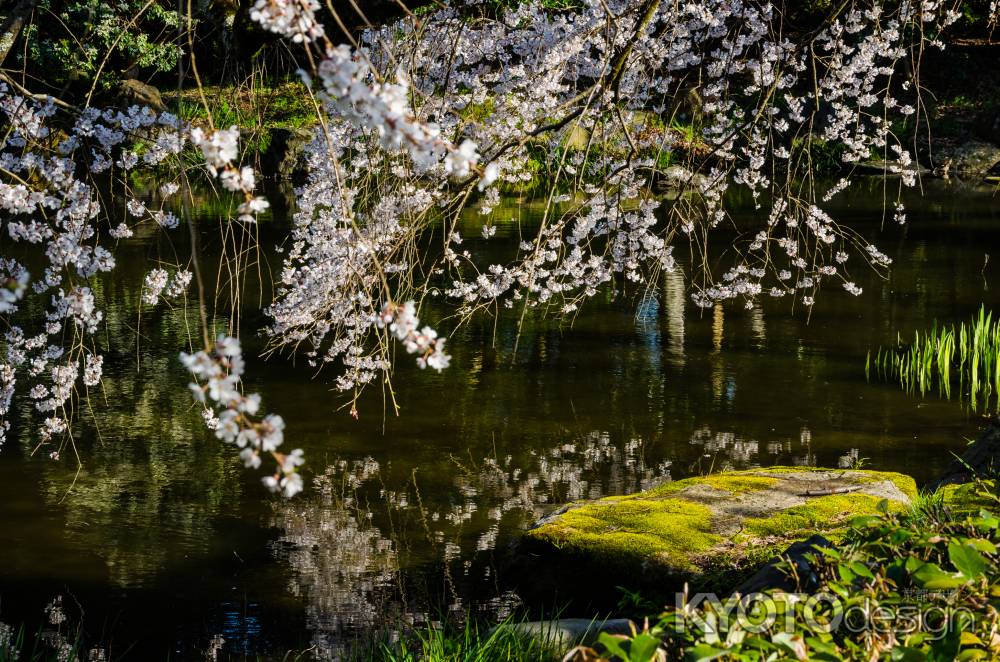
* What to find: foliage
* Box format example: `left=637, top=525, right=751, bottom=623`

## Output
left=570, top=498, right=1000, bottom=661
left=348, top=615, right=560, bottom=662
left=15, top=0, right=184, bottom=94
left=791, top=135, right=848, bottom=175
left=0, top=0, right=977, bottom=518
left=168, top=80, right=319, bottom=157
left=867, top=306, right=1000, bottom=414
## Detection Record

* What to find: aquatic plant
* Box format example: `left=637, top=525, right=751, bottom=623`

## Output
left=866, top=306, right=1000, bottom=414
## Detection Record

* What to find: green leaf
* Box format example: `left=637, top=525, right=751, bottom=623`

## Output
left=974, top=511, right=999, bottom=529
left=912, top=562, right=967, bottom=589
left=837, top=565, right=856, bottom=583
left=685, top=643, right=730, bottom=661
left=850, top=561, right=876, bottom=580
left=948, top=540, right=988, bottom=579
left=812, top=545, right=842, bottom=560
left=626, top=633, right=662, bottom=662
left=805, top=637, right=839, bottom=654
left=929, top=626, right=961, bottom=662
left=964, top=538, right=997, bottom=554
left=597, top=632, right=630, bottom=658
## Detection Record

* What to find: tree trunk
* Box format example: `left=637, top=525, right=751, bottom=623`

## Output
left=0, top=0, right=36, bottom=67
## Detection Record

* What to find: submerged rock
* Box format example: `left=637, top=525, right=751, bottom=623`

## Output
left=515, top=467, right=915, bottom=605
left=930, top=420, right=1000, bottom=503
left=932, top=419, right=1000, bottom=488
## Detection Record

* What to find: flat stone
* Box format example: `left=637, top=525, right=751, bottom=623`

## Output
left=931, top=140, right=1000, bottom=177
left=516, top=467, right=916, bottom=603
left=495, top=618, right=635, bottom=652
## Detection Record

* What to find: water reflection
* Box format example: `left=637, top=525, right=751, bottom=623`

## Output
left=270, top=428, right=675, bottom=656
left=271, top=461, right=396, bottom=658
left=23, top=241, right=242, bottom=589
left=0, top=180, right=996, bottom=656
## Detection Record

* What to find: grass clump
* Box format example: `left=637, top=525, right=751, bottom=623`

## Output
left=346, top=615, right=561, bottom=662
left=867, top=305, right=1000, bottom=414
left=166, top=80, right=318, bottom=161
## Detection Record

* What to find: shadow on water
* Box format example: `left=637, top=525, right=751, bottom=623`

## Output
left=0, top=178, right=998, bottom=658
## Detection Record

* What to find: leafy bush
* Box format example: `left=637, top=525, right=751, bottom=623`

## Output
left=571, top=497, right=1000, bottom=660
left=15, top=0, right=183, bottom=94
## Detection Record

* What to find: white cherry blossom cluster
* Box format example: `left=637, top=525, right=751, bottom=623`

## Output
left=312, top=43, right=497, bottom=186
left=257, top=0, right=961, bottom=394
left=141, top=268, right=192, bottom=306
left=182, top=336, right=305, bottom=497
left=266, top=120, right=457, bottom=391
left=0, top=82, right=274, bottom=469
left=189, top=126, right=270, bottom=222
left=250, top=0, right=325, bottom=43
left=0, top=86, right=195, bottom=448
left=377, top=301, right=451, bottom=372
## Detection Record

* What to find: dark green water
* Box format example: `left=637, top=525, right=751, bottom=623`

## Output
left=0, top=179, right=998, bottom=658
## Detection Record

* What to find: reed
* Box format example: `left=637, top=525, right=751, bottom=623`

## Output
left=866, top=306, right=1000, bottom=413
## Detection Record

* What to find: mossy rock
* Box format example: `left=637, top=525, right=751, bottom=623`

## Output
left=939, top=482, right=1000, bottom=514
left=516, top=467, right=915, bottom=607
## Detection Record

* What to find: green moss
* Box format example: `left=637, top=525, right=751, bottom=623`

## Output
left=648, top=467, right=917, bottom=500
left=861, top=471, right=919, bottom=500
left=529, top=498, right=719, bottom=571
left=523, top=467, right=918, bottom=593
left=711, top=466, right=918, bottom=501
left=642, top=472, right=777, bottom=497
left=701, top=474, right=780, bottom=493
left=740, top=493, right=899, bottom=539
left=939, top=482, right=1000, bottom=514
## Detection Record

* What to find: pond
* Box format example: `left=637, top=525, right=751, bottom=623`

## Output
left=0, top=179, right=998, bottom=658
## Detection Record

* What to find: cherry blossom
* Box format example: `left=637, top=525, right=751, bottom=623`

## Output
left=0, top=0, right=972, bottom=491
left=182, top=336, right=304, bottom=497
